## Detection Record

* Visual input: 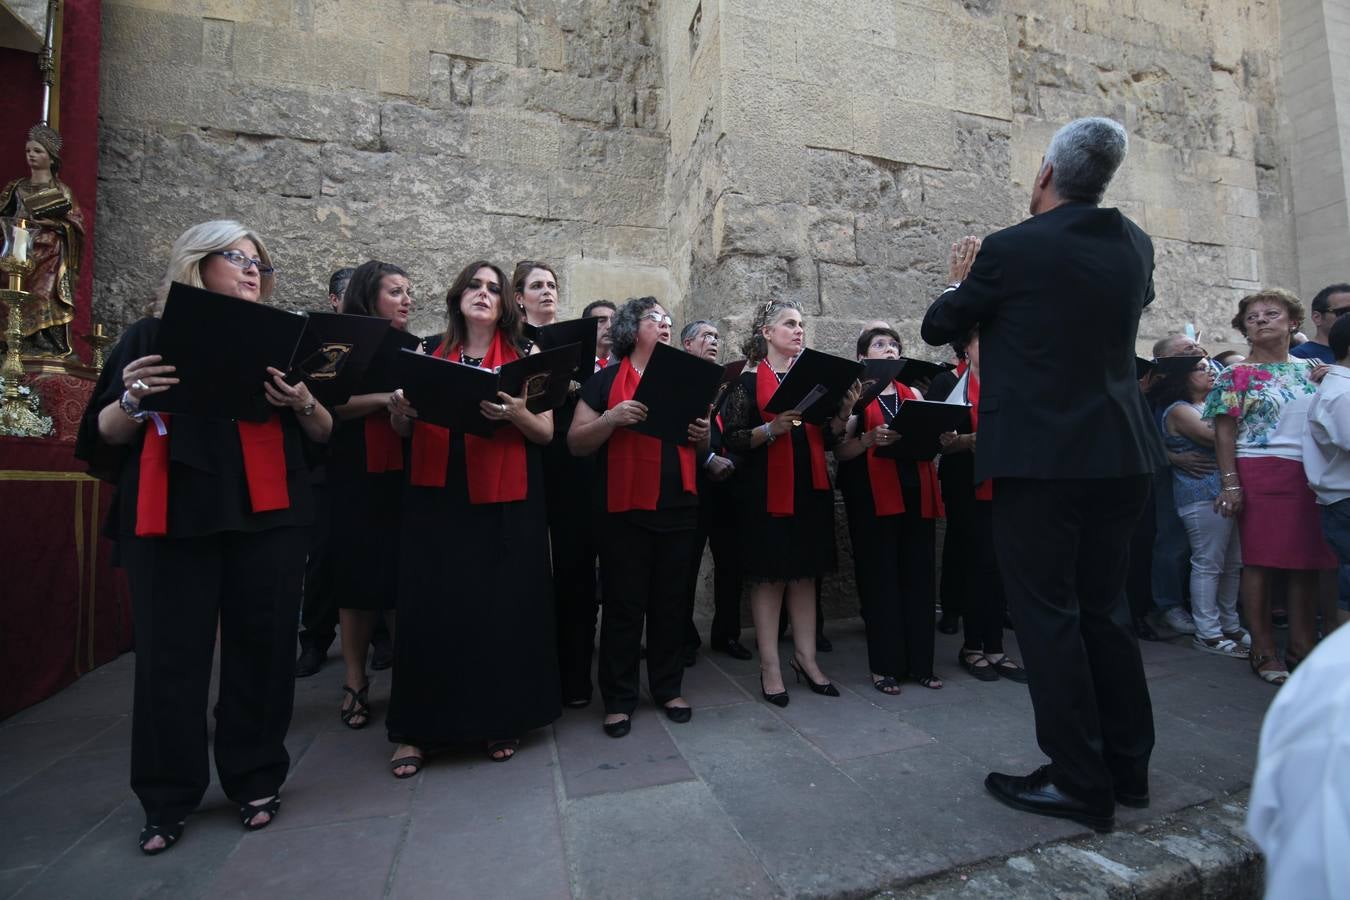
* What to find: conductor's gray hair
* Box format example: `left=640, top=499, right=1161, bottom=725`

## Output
left=1043, top=117, right=1129, bottom=204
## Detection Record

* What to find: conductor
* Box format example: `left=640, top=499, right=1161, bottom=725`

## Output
left=921, top=117, right=1166, bottom=833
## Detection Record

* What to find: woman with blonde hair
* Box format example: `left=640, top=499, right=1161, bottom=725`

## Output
left=76, top=220, right=331, bottom=854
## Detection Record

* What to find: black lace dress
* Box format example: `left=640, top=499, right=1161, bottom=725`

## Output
left=721, top=370, right=838, bottom=582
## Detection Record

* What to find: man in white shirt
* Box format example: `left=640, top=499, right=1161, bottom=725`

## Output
left=1246, top=620, right=1350, bottom=899
left=1302, top=313, right=1350, bottom=628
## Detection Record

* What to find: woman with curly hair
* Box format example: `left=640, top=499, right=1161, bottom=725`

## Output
left=1203, top=288, right=1336, bottom=684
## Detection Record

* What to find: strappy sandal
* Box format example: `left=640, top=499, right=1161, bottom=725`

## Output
left=1284, top=647, right=1309, bottom=672
left=985, top=654, right=1030, bottom=684
left=486, top=739, right=520, bottom=762
left=340, top=683, right=370, bottom=729
left=916, top=674, right=944, bottom=690
left=959, top=648, right=998, bottom=682
left=239, top=795, right=280, bottom=831
left=390, top=749, right=424, bottom=779
left=871, top=675, right=901, bottom=695
left=138, top=820, right=184, bottom=855
left=1249, top=653, right=1289, bottom=685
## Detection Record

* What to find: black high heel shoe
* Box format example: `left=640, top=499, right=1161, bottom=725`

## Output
left=789, top=660, right=840, bottom=697
left=760, top=674, right=789, bottom=708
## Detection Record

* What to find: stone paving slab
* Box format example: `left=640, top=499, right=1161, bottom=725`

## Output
left=0, top=617, right=1275, bottom=899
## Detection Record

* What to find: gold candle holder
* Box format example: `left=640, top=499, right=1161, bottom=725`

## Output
left=0, top=255, right=54, bottom=437
left=82, top=321, right=114, bottom=371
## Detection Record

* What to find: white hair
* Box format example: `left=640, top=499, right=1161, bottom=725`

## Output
left=153, top=219, right=275, bottom=314
left=1043, top=117, right=1129, bottom=203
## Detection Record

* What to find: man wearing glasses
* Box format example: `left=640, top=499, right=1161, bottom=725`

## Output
left=1292, top=284, right=1350, bottom=365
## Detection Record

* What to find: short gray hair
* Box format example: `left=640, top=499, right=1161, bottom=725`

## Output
left=680, top=319, right=714, bottom=345
left=1044, top=117, right=1128, bottom=203
left=609, top=296, right=660, bottom=358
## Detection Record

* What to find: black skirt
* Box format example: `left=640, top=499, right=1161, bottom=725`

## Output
left=387, top=435, right=560, bottom=743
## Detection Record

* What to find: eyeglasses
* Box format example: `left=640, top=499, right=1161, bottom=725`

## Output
left=641, top=312, right=673, bottom=326
left=467, top=278, right=502, bottom=295
left=211, top=249, right=275, bottom=276
left=1329, top=307, right=1350, bottom=317
left=697, top=331, right=719, bottom=342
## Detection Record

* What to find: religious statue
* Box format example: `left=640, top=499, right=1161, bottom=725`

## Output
left=0, top=124, right=84, bottom=356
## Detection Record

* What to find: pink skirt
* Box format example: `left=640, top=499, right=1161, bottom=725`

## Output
left=1235, top=456, right=1338, bottom=570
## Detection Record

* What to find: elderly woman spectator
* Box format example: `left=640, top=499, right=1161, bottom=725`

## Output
left=76, top=220, right=331, bottom=854
left=569, top=297, right=711, bottom=736
left=1204, top=289, right=1337, bottom=684
left=1149, top=355, right=1248, bottom=657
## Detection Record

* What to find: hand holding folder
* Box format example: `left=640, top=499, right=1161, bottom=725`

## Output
left=874, top=398, right=972, bottom=460
left=628, top=342, right=725, bottom=444
left=763, top=348, right=864, bottom=425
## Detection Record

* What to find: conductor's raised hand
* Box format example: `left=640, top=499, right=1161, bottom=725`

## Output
left=604, top=399, right=648, bottom=428
left=948, top=235, right=982, bottom=284
left=387, top=388, right=419, bottom=420
left=264, top=366, right=316, bottom=412
left=482, top=390, right=527, bottom=423
left=122, top=354, right=178, bottom=402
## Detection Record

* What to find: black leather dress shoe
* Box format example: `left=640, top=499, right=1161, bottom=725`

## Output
left=712, top=639, right=753, bottom=660
left=663, top=705, right=692, bottom=723
left=603, top=716, right=631, bottom=738
left=1114, top=779, right=1150, bottom=809
left=984, top=767, right=1114, bottom=833
left=936, top=613, right=960, bottom=635
left=295, top=646, right=326, bottom=678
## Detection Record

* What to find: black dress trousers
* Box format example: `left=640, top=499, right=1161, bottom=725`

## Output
left=991, top=476, right=1155, bottom=806
left=298, top=480, right=338, bottom=651
left=682, top=477, right=744, bottom=650
left=122, top=526, right=307, bottom=825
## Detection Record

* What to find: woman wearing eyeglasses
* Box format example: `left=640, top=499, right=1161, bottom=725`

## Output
left=325, top=260, right=416, bottom=731
left=569, top=297, right=711, bottom=737
left=75, top=220, right=331, bottom=854
left=384, top=260, right=559, bottom=774
left=719, top=300, right=857, bottom=706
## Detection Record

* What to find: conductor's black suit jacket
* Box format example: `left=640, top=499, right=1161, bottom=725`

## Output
left=921, top=202, right=1166, bottom=483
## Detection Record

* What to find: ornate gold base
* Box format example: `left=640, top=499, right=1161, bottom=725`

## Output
left=0, top=385, right=53, bottom=437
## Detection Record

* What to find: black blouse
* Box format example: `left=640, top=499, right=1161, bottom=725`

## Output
left=75, top=317, right=317, bottom=539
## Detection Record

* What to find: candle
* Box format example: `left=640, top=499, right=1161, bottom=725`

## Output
left=94, top=323, right=105, bottom=337
left=11, top=222, right=29, bottom=263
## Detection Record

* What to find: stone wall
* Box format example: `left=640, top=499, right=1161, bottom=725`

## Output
left=660, top=0, right=1298, bottom=361
left=95, top=0, right=673, bottom=336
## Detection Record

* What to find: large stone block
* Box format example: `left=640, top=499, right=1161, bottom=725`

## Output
left=430, top=7, right=519, bottom=66
left=713, top=197, right=810, bottom=259
left=851, top=95, right=955, bottom=168
left=380, top=102, right=470, bottom=157
left=97, top=126, right=147, bottom=183
left=101, top=4, right=203, bottom=68
left=563, top=257, right=677, bottom=320
left=218, top=82, right=382, bottom=148
left=467, top=108, right=562, bottom=170
left=805, top=148, right=889, bottom=213
left=557, top=125, right=667, bottom=182
left=549, top=171, right=665, bottom=229
left=818, top=262, right=935, bottom=320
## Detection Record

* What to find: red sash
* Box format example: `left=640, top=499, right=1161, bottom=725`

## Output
left=596, top=356, right=608, bottom=372
left=605, top=357, right=696, bottom=512
left=364, top=412, right=404, bottom=473
left=756, top=364, right=829, bottom=517
left=966, top=371, right=992, bottom=501
left=135, top=413, right=290, bottom=537
left=409, top=331, right=528, bottom=504
left=863, top=383, right=943, bottom=518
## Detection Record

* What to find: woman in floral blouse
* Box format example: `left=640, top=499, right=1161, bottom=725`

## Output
left=1203, top=288, right=1335, bottom=685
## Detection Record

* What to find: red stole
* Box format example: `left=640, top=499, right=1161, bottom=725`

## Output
left=409, top=331, right=529, bottom=504
left=605, top=357, right=696, bottom=512
left=966, top=371, right=993, bottom=501
left=863, top=383, right=943, bottom=518
left=135, top=414, right=290, bottom=538
left=756, top=364, right=829, bottom=517
left=364, top=412, right=404, bottom=473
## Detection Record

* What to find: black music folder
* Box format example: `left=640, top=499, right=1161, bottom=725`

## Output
left=895, top=357, right=954, bottom=388
left=393, top=346, right=579, bottom=436
left=497, top=344, right=582, bottom=414
left=533, top=316, right=600, bottom=382
left=628, top=341, right=725, bottom=444
left=854, top=358, right=905, bottom=413
left=361, top=327, right=424, bottom=393
left=284, top=312, right=392, bottom=407
left=763, top=348, right=863, bottom=425
left=875, top=399, right=972, bottom=461
left=142, top=282, right=308, bottom=422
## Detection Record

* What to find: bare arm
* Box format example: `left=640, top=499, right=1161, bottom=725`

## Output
left=569, top=398, right=647, bottom=457
left=1213, top=415, right=1241, bottom=517
left=334, top=392, right=393, bottom=421
left=1166, top=404, right=1215, bottom=447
